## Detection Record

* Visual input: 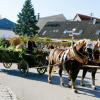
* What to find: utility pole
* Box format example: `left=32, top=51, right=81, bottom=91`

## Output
left=90, top=12, right=93, bottom=20
left=69, top=28, right=76, bottom=47
left=37, top=13, right=40, bottom=21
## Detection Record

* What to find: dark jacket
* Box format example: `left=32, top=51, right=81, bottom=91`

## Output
left=28, top=40, right=37, bottom=51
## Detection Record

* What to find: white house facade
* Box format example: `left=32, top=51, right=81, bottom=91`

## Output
left=0, top=29, right=18, bottom=38
left=0, top=18, right=18, bottom=39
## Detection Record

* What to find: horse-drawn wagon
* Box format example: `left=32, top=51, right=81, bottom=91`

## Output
left=0, top=48, right=20, bottom=68
left=0, top=48, right=48, bottom=75
left=18, top=49, right=48, bottom=74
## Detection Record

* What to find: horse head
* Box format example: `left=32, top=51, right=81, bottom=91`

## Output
left=72, top=39, right=88, bottom=64
left=73, top=39, right=86, bottom=51
left=85, top=40, right=94, bottom=62
left=93, top=40, right=100, bottom=64
left=94, top=40, right=100, bottom=51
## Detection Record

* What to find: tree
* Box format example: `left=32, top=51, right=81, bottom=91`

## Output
left=14, top=0, right=39, bottom=36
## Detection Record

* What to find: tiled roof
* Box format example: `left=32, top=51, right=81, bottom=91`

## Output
left=39, top=20, right=100, bottom=40
left=37, top=14, right=66, bottom=32
left=74, top=14, right=100, bottom=21
left=0, top=18, right=15, bottom=30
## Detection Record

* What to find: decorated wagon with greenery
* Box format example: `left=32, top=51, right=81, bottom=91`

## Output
left=0, top=46, right=48, bottom=75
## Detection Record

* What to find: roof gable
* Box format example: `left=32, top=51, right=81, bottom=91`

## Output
left=73, top=14, right=100, bottom=21
left=37, top=14, right=66, bottom=32
left=0, top=18, right=15, bottom=30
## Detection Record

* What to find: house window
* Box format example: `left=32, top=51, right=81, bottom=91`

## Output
left=53, top=30, right=55, bottom=32
left=73, top=30, right=83, bottom=35
left=55, top=29, right=59, bottom=32
left=79, top=29, right=83, bottom=34
left=63, top=29, right=72, bottom=34
left=42, top=30, right=47, bottom=35
left=96, top=30, right=100, bottom=35
left=53, top=29, right=59, bottom=33
left=63, top=29, right=68, bottom=34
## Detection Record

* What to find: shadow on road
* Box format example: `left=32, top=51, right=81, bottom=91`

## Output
left=0, top=68, right=67, bottom=85
left=77, top=86, right=100, bottom=98
left=0, top=68, right=100, bottom=99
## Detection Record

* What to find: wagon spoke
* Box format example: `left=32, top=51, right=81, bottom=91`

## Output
left=3, top=62, right=12, bottom=68
left=37, top=67, right=47, bottom=75
left=18, top=60, right=29, bottom=75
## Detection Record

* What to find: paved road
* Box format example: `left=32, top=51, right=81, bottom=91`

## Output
left=0, top=84, right=16, bottom=100
left=0, top=63, right=100, bottom=100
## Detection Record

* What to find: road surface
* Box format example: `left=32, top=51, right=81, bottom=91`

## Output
left=0, top=63, right=100, bottom=100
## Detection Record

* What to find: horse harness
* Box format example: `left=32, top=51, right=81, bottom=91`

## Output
left=59, top=46, right=87, bottom=64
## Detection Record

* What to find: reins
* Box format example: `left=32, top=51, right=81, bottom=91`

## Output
left=73, top=46, right=86, bottom=58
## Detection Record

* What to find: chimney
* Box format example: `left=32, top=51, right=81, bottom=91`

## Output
left=90, top=13, right=93, bottom=20
left=93, top=18, right=96, bottom=25
left=0, top=15, right=2, bottom=19
left=37, top=13, right=40, bottom=21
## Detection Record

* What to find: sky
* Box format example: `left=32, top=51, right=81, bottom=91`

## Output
left=0, top=0, right=100, bottom=22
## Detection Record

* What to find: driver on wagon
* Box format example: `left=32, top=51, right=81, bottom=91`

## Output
left=27, top=36, right=37, bottom=53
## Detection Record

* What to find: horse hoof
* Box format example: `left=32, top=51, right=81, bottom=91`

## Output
left=72, top=89, right=78, bottom=93
left=92, top=86, right=96, bottom=90
left=94, top=87, right=97, bottom=90
left=68, top=84, right=71, bottom=88
left=48, top=80, right=52, bottom=84
left=68, top=77, right=71, bottom=81
left=74, top=89, right=78, bottom=93
left=60, top=83, right=64, bottom=86
left=80, top=83, right=85, bottom=87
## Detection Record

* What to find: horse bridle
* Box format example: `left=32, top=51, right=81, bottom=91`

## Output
left=73, top=46, right=86, bottom=58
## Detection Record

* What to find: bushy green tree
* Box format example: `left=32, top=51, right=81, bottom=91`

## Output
left=14, top=0, right=39, bottom=36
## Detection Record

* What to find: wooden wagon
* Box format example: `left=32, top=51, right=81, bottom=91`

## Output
left=0, top=48, right=48, bottom=75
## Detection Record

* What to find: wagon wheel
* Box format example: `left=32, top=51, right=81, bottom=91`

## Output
left=3, top=62, right=12, bottom=68
left=36, top=58, right=48, bottom=74
left=18, top=60, right=29, bottom=74
left=37, top=67, right=47, bottom=75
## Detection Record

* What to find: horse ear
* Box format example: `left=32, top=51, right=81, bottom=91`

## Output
left=83, top=40, right=85, bottom=43
left=83, top=40, right=86, bottom=45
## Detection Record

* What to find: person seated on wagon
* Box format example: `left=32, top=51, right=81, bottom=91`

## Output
left=27, top=36, right=37, bottom=53
left=48, top=44, right=54, bottom=49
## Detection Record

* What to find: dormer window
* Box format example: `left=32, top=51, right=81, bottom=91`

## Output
left=63, top=29, right=68, bottom=34
left=79, top=30, right=83, bottom=34
left=96, top=30, right=100, bottom=35
left=42, top=30, right=47, bottom=35
left=53, top=29, right=59, bottom=33
left=63, top=29, right=72, bottom=34
left=73, top=30, right=83, bottom=35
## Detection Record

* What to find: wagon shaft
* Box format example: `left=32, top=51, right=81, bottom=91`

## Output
left=82, top=65, right=100, bottom=69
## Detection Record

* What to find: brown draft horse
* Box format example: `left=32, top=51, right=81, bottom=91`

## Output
left=80, top=40, right=100, bottom=90
left=47, top=39, right=88, bottom=92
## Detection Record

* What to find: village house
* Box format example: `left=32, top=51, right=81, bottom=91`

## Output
left=37, top=14, right=100, bottom=40
left=0, top=14, right=100, bottom=40
left=0, top=18, right=17, bottom=38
